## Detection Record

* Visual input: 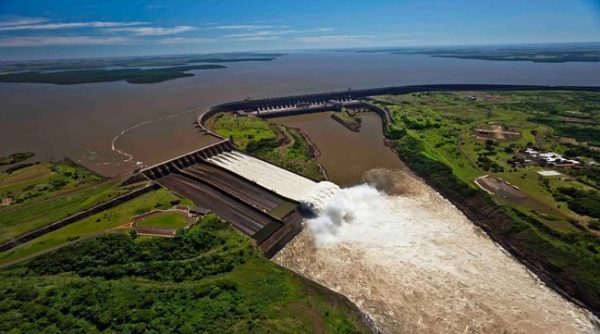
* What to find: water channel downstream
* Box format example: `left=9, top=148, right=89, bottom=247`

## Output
left=272, top=111, right=598, bottom=333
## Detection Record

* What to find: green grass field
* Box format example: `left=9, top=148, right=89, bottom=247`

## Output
left=375, top=90, right=600, bottom=230
left=0, top=215, right=370, bottom=333
left=209, top=113, right=325, bottom=180
left=136, top=211, right=190, bottom=229
left=0, top=188, right=191, bottom=267
left=0, top=162, right=137, bottom=243
left=381, top=90, right=600, bottom=312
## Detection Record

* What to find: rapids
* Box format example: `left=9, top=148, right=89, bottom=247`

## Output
left=276, top=169, right=598, bottom=333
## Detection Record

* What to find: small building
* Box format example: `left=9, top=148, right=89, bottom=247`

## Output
left=524, top=149, right=580, bottom=167
left=537, top=170, right=561, bottom=177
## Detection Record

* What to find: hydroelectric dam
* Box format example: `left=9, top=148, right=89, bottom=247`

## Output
left=141, top=84, right=600, bottom=258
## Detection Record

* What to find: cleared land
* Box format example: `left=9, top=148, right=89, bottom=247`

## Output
left=135, top=211, right=190, bottom=229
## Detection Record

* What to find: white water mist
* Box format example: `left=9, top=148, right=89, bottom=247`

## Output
left=277, top=170, right=598, bottom=334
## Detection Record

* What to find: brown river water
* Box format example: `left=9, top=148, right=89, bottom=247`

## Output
left=273, top=112, right=598, bottom=333
left=1, top=52, right=599, bottom=175
left=272, top=112, right=404, bottom=186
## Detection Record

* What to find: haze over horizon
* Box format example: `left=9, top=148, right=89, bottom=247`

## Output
left=0, top=0, right=599, bottom=60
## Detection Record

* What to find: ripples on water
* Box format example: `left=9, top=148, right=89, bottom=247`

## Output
left=276, top=169, right=598, bottom=334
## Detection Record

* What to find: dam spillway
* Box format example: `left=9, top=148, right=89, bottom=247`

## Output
left=207, top=151, right=318, bottom=202
left=140, top=141, right=311, bottom=257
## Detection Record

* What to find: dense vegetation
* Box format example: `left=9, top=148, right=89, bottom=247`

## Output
left=0, top=215, right=370, bottom=333
left=209, top=113, right=325, bottom=180
left=0, top=65, right=226, bottom=85
left=555, top=187, right=600, bottom=219
left=376, top=90, right=600, bottom=313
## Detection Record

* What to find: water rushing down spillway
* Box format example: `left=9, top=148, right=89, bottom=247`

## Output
left=209, top=152, right=597, bottom=332
left=275, top=169, right=598, bottom=334
left=207, top=151, right=318, bottom=201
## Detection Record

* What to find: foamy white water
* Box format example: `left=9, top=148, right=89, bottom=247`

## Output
left=276, top=169, right=598, bottom=334
left=208, top=151, right=317, bottom=201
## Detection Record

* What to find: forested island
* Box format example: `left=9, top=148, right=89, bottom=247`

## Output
left=0, top=53, right=281, bottom=84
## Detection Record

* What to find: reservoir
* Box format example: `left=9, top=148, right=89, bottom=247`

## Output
left=1, top=52, right=599, bottom=175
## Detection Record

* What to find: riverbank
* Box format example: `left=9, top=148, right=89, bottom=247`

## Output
left=378, top=90, right=600, bottom=316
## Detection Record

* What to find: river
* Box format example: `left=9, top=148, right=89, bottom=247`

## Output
left=1, top=52, right=599, bottom=175
left=272, top=111, right=598, bottom=333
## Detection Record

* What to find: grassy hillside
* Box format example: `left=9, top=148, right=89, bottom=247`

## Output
left=0, top=188, right=190, bottom=267
left=0, top=214, right=371, bottom=333
left=208, top=113, right=325, bottom=181
left=0, top=161, right=130, bottom=243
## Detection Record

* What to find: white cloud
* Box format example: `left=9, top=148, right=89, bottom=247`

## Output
left=225, top=28, right=334, bottom=40
left=0, top=36, right=131, bottom=47
left=237, top=36, right=280, bottom=41
left=295, top=35, right=372, bottom=43
left=213, top=24, right=276, bottom=30
left=225, top=30, right=279, bottom=38
left=105, top=25, right=196, bottom=36
left=0, top=21, right=147, bottom=31
left=0, top=17, right=48, bottom=27
left=155, top=37, right=214, bottom=44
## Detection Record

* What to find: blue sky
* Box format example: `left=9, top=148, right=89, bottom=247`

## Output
left=0, top=0, right=598, bottom=60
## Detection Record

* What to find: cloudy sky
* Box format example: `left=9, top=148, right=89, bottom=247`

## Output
left=0, top=0, right=599, bottom=60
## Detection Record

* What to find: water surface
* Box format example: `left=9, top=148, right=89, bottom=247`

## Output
left=272, top=112, right=405, bottom=186
left=1, top=52, right=599, bottom=175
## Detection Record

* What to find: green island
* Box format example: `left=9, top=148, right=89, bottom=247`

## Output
left=0, top=152, right=34, bottom=167
left=0, top=53, right=282, bottom=73
left=372, top=90, right=600, bottom=311
left=0, top=64, right=227, bottom=85
left=330, top=108, right=362, bottom=131
left=0, top=214, right=370, bottom=333
left=387, top=44, right=600, bottom=63
left=207, top=113, right=325, bottom=181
